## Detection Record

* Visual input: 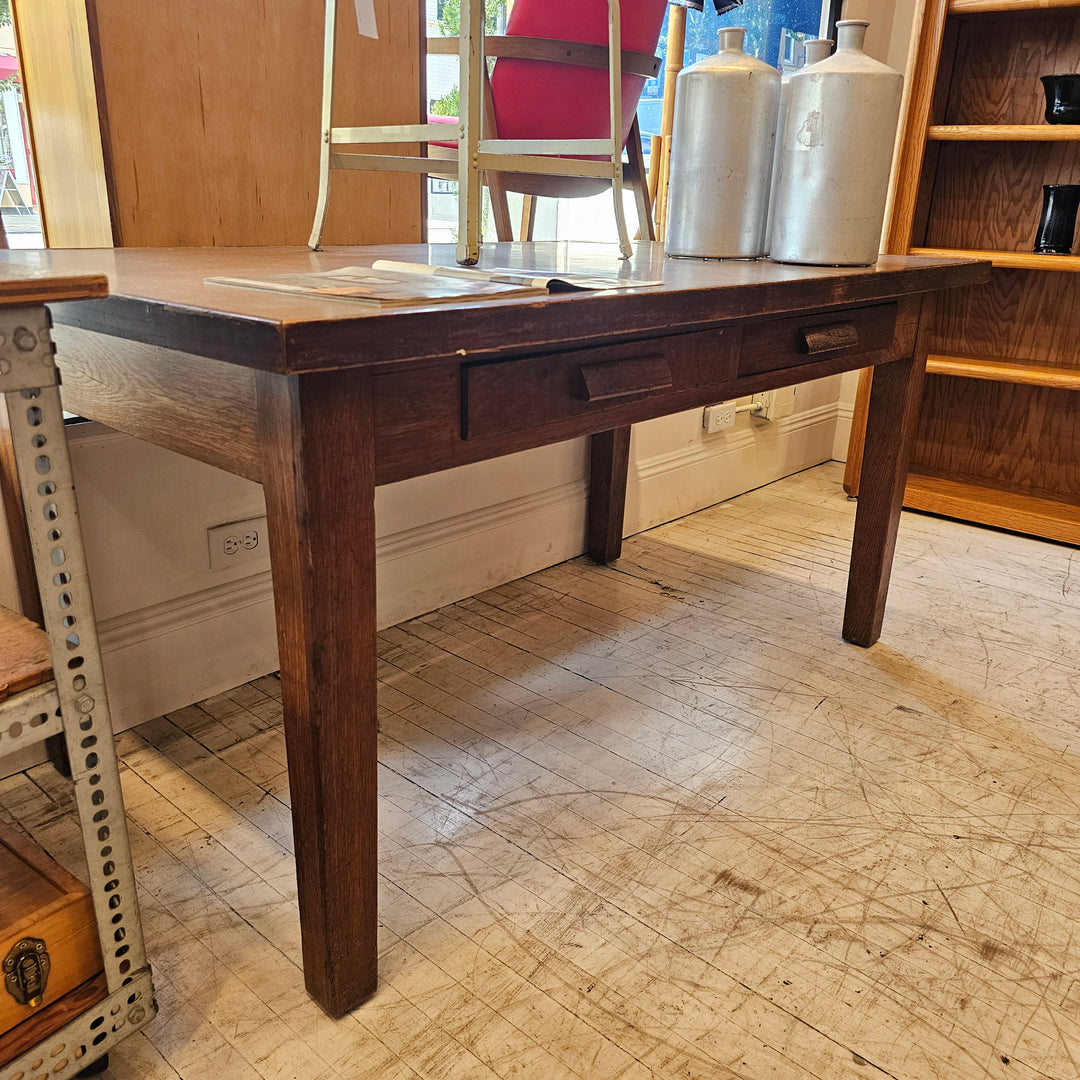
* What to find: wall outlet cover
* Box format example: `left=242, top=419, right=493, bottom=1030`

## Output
left=207, top=516, right=270, bottom=572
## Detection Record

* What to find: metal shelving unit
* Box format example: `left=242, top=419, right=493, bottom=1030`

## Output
left=0, top=283, right=155, bottom=1080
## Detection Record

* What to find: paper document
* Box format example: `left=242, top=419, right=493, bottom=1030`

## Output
left=205, top=265, right=547, bottom=307
left=353, top=0, right=377, bottom=38
left=371, top=260, right=663, bottom=292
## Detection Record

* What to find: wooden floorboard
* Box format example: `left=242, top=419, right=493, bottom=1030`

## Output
left=2, top=463, right=1078, bottom=1079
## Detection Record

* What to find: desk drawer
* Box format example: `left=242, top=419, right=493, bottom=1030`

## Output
left=738, top=302, right=900, bottom=377
left=464, top=327, right=737, bottom=439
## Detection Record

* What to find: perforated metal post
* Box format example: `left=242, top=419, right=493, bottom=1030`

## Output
left=0, top=306, right=155, bottom=1080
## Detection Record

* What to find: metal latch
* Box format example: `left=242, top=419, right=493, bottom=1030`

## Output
left=4, top=937, right=51, bottom=1008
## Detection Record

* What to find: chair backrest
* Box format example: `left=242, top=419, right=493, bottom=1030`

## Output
left=489, top=0, right=668, bottom=149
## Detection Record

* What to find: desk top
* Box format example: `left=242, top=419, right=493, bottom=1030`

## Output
left=6, top=242, right=988, bottom=374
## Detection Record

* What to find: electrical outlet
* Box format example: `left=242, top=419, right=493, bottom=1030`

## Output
left=702, top=402, right=737, bottom=434
left=207, top=516, right=270, bottom=572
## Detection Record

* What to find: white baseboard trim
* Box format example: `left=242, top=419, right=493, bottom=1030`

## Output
left=97, top=573, right=278, bottom=734
left=91, top=476, right=590, bottom=732
left=832, top=398, right=856, bottom=463
left=625, top=401, right=841, bottom=535
left=374, top=476, right=588, bottom=629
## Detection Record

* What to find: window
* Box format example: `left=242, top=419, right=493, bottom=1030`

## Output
left=637, top=0, right=837, bottom=146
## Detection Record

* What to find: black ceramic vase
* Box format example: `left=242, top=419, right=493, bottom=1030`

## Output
left=1041, top=74, right=1080, bottom=124
left=1033, top=185, right=1080, bottom=255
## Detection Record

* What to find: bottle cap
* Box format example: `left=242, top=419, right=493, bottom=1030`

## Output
left=718, top=27, right=747, bottom=53
left=835, top=20, right=869, bottom=51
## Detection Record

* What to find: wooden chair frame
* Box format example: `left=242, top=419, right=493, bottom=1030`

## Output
left=310, top=0, right=657, bottom=262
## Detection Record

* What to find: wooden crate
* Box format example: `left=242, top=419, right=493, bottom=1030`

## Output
left=0, top=820, right=103, bottom=1053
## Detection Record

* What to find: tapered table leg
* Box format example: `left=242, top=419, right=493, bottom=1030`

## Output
left=256, top=369, right=378, bottom=1017
left=588, top=426, right=632, bottom=564
left=843, top=301, right=929, bottom=647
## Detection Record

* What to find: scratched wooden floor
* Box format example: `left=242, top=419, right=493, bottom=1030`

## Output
left=2, top=462, right=1079, bottom=1080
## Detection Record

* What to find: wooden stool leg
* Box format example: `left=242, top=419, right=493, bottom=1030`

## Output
left=520, top=195, right=537, bottom=241
left=626, top=116, right=655, bottom=241
left=646, top=134, right=661, bottom=222
left=488, top=176, right=515, bottom=241
left=482, top=64, right=515, bottom=241
left=842, top=368, right=874, bottom=496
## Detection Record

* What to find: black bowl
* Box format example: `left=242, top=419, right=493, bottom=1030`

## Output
left=1042, top=74, right=1080, bottom=124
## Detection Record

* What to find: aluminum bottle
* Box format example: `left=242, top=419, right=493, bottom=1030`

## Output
left=764, top=38, right=834, bottom=255
left=770, top=20, right=903, bottom=266
left=664, top=27, right=780, bottom=259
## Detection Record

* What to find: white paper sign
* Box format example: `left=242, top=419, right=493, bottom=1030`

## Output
left=353, top=0, right=378, bottom=38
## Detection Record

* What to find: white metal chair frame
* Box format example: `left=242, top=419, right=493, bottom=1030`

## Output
left=310, top=0, right=634, bottom=263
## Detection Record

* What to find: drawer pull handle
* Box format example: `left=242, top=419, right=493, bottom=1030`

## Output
left=800, top=322, right=859, bottom=354
left=579, top=356, right=673, bottom=402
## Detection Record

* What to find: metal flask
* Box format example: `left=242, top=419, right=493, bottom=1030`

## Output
left=764, top=38, right=834, bottom=256
left=769, top=20, right=904, bottom=266
left=664, top=27, right=780, bottom=259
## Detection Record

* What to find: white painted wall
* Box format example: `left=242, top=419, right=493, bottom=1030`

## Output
left=1, top=373, right=844, bottom=759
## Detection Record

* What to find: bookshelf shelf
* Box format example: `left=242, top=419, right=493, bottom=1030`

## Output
left=927, top=123, right=1080, bottom=140
left=926, top=354, right=1080, bottom=388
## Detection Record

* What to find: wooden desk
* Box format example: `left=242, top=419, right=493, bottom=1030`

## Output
left=2, top=243, right=987, bottom=1017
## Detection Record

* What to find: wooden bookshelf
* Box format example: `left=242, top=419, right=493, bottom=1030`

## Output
left=846, top=0, right=1080, bottom=546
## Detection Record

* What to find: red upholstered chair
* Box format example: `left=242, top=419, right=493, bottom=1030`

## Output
left=483, top=0, right=668, bottom=238
left=424, top=0, right=668, bottom=242
left=311, top=0, right=667, bottom=260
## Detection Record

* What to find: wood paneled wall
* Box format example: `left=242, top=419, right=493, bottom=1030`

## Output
left=17, top=0, right=423, bottom=247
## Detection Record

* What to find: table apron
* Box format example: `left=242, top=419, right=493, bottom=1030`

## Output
left=49, top=296, right=919, bottom=489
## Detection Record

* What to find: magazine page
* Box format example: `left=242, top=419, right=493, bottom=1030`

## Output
left=370, top=260, right=663, bottom=292
left=205, top=265, right=545, bottom=306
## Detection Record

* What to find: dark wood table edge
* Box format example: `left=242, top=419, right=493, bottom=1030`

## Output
left=46, top=257, right=990, bottom=376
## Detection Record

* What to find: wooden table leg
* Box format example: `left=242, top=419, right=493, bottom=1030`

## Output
left=843, top=305, right=929, bottom=647
left=256, top=369, right=378, bottom=1017
left=588, top=426, right=631, bottom=564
